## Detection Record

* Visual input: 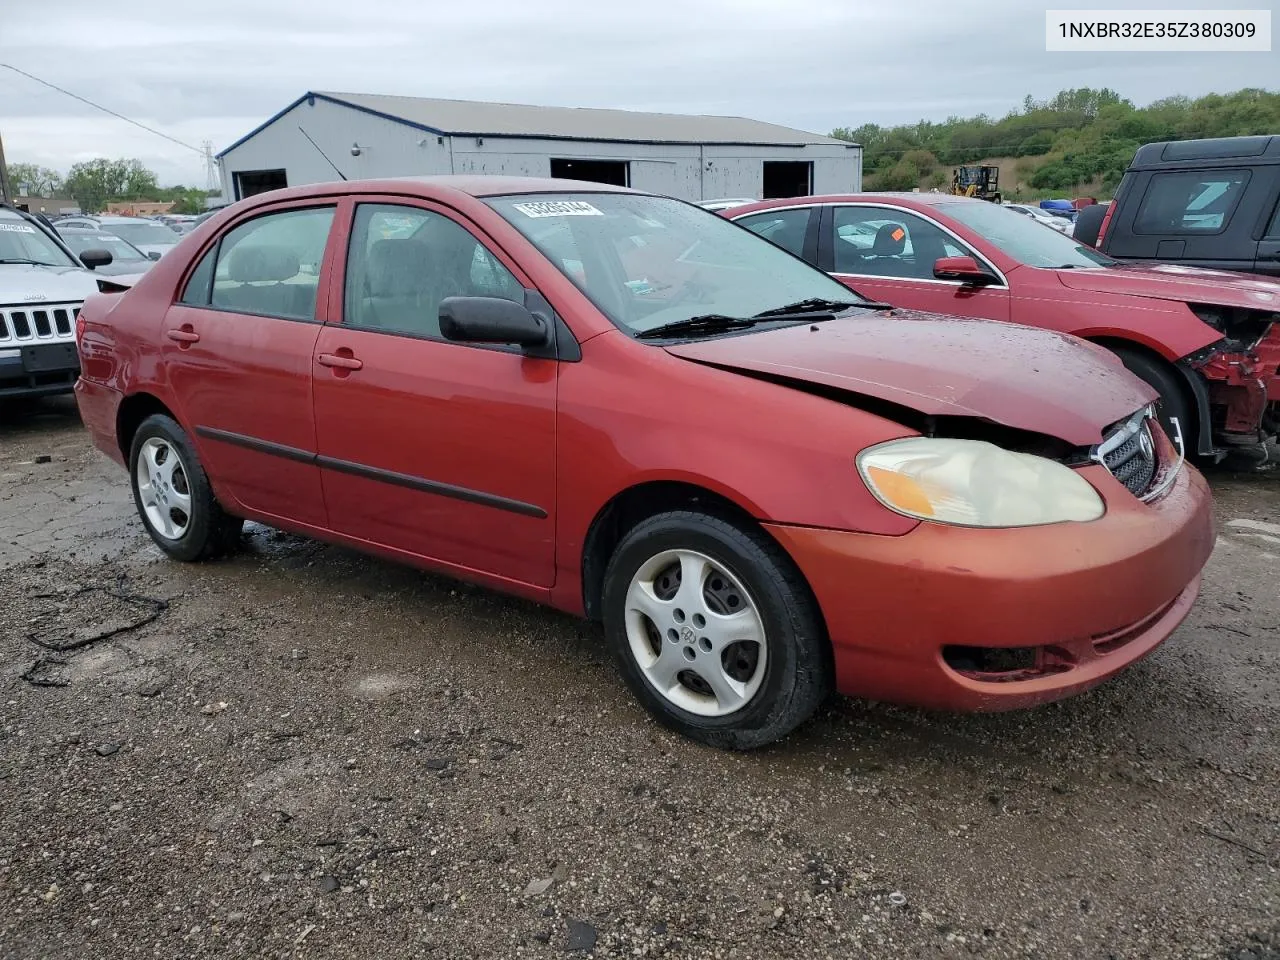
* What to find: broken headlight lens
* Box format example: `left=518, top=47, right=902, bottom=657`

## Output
left=857, top=437, right=1105, bottom=527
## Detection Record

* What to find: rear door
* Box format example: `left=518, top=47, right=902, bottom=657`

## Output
left=817, top=204, right=1011, bottom=321
left=1105, top=167, right=1263, bottom=272
left=161, top=202, right=339, bottom=527
left=311, top=199, right=558, bottom=588
left=1258, top=189, right=1280, bottom=278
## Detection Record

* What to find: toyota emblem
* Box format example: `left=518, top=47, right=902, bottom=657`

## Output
left=1139, top=428, right=1154, bottom=460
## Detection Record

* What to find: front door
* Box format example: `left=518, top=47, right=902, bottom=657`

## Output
left=819, top=204, right=1011, bottom=321
left=312, top=200, right=558, bottom=588
left=161, top=203, right=338, bottom=527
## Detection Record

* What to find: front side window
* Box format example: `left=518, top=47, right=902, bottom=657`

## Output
left=1133, top=170, right=1251, bottom=235
left=204, top=207, right=335, bottom=320
left=831, top=206, right=977, bottom=279
left=344, top=204, right=523, bottom=339
left=0, top=218, right=78, bottom=267
left=487, top=193, right=866, bottom=335
left=734, top=208, right=812, bottom=257
left=936, top=201, right=1114, bottom=269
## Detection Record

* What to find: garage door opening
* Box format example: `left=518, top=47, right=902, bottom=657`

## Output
left=234, top=169, right=288, bottom=200
left=762, top=161, right=813, bottom=199
left=550, top=159, right=630, bottom=187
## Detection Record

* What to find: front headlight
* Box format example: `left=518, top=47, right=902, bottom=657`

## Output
left=857, top=437, right=1104, bottom=528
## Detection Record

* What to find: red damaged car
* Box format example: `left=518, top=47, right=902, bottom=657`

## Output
left=729, top=194, right=1280, bottom=465
left=75, top=178, right=1213, bottom=749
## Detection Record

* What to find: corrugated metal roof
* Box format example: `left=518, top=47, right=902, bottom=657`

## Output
left=314, top=91, right=852, bottom=146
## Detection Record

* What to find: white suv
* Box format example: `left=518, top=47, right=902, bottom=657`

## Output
left=0, top=207, right=105, bottom=399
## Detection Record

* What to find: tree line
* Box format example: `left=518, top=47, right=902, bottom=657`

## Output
left=832, top=86, right=1280, bottom=196
left=7, top=158, right=215, bottom=214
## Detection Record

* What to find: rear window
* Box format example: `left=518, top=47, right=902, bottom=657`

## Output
left=1133, top=170, right=1251, bottom=236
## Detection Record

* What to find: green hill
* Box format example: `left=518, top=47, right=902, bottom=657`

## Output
left=833, top=87, right=1280, bottom=200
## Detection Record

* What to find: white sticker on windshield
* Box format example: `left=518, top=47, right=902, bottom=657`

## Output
left=0, top=222, right=37, bottom=234
left=512, top=200, right=604, bottom=218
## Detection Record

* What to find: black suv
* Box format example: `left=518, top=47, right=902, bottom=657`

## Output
left=1075, top=135, right=1280, bottom=278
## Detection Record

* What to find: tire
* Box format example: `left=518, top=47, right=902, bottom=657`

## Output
left=1110, top=346, right=1193, bottom=452
left=1073, top=203, right=1108, bottom=248
left=602, top=510, right=832, bottom=750
left=128, top=413, right=243, bottom=561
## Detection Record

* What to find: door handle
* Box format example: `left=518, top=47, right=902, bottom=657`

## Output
left=166, top=327, right=200, bottom=344
left=317, top=352, right=363, bottom=371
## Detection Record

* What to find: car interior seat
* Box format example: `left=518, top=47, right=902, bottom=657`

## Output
left=218, top=245, right=309, bottom=317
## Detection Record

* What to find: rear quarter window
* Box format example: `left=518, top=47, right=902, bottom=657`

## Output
left=1133, top=170, right=1251, bottom=236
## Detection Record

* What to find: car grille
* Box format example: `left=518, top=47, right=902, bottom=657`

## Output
left=1099, top=409, right=1158, bottom=497
left=0, top=304, right=81, bottom=343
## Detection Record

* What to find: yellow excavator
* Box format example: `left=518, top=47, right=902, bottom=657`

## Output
left=950, top=166, right=1001, bottom=203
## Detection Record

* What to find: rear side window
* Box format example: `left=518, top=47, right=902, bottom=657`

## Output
left=184, top=207, right=335, bottom=320
left=1133, top=170, right=1251, bottom=236
left=1267, top=199, right=1280, bottom=239
left=180, top=248, right=216, bottom=305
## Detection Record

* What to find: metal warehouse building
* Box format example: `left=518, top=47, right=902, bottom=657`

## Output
left=217, top=91, right=861, bottom=203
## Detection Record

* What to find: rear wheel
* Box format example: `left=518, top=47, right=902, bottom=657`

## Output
left=1110, top=346, right=1193, bottom=452
left=129, top=414, right=242, bottom=561
left=602, top=511, right=831, bottom=750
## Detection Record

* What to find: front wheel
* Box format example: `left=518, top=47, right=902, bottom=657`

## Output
left=1111, top=347, right=1193, bottom=452
left=129, top=414, right=243, bottom=561
left=602, top=511, right=831, bottom=750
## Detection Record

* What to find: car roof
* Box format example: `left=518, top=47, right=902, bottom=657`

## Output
left=727, top=193, right=982, bottom=216
left=229, top=175, right=642, bottom=212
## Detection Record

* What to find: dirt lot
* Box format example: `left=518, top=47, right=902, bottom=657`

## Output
left=0, top=397, right=1276, bottom=960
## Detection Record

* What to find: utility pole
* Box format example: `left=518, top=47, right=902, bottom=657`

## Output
left=0, top=129, right=12, bottom=204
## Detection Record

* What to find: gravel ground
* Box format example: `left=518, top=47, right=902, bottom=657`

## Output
left=0, top=397, right=1277, bottom=960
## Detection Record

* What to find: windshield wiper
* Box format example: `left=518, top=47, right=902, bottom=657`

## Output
left=635, top=314, right=759, bottom=340
left=0, top=258, right=58, bottom=266
left=753, top=297, right=892, bottom=317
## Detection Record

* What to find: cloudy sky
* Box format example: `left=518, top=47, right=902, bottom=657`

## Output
left=2, top=0, right=1273, bottom=187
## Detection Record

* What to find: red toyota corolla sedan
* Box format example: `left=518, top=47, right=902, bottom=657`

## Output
left=728, top=194, right=1280, bottom=465
left=74, top=177, right=1214, bottom=749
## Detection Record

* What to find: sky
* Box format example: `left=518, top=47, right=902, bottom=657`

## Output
left=2, top=0, right=1274, bottom=188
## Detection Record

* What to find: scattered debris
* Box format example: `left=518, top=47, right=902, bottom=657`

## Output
left=136, top=677, right=170, bottom=698
left=26, top=585, right=168, bottom=653
left=318, top=874, right=340, bottom=894
left=34, top=455, right=52, bottom=464
left=201, top=702, right=227, bottom=716
left=20, top=657, right=70, bottom=688
left=889, top=891, right=908, bottom=907
left=565, top=919, right=597, bottom=952
left=94, top=743, right=121, bottom=757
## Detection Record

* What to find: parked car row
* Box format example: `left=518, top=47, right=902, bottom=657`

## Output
left=70, top=174, right=1219, bottom=749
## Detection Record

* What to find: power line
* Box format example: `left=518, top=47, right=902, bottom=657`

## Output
left=0, top=62, right=205, bottom=155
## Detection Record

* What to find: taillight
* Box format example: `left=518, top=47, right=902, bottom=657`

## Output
left=1096, top=202, right=1115, bottom=247
left=75, top=308, right=86, bottom=343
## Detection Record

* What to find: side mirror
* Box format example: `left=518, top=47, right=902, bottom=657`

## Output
left=147, top=251, right=163, bottom=261
left=78, top=248, right=113, bottom=270
left=933, top=255, right=996, bottom=285
left=439, top=296, right=550, bottom=347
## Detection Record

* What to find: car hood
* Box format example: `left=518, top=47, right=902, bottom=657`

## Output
left=93, top=259, right=154, bottom=277
left=133, top=243, right=175, bottom=257
left=1056, top=263, right=1280, bottom=311
left=664, top=310, right=1155, bottom=446
left=0, top=262, right=100, bottom=304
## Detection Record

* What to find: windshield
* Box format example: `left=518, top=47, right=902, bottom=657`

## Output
left=61, top=232, right=146, bottom=261
left=106, top=222, right=180, bottom=246
left=486, top=193, right=866, bottom=334
left=937, top=201, right=1113, bottom=268
left=0, top=218, right=77, bottom=266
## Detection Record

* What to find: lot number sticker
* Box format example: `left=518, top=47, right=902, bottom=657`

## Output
left=512, top=201, right=604, bottom=218
left=0, top=222, right=37, bottom=234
